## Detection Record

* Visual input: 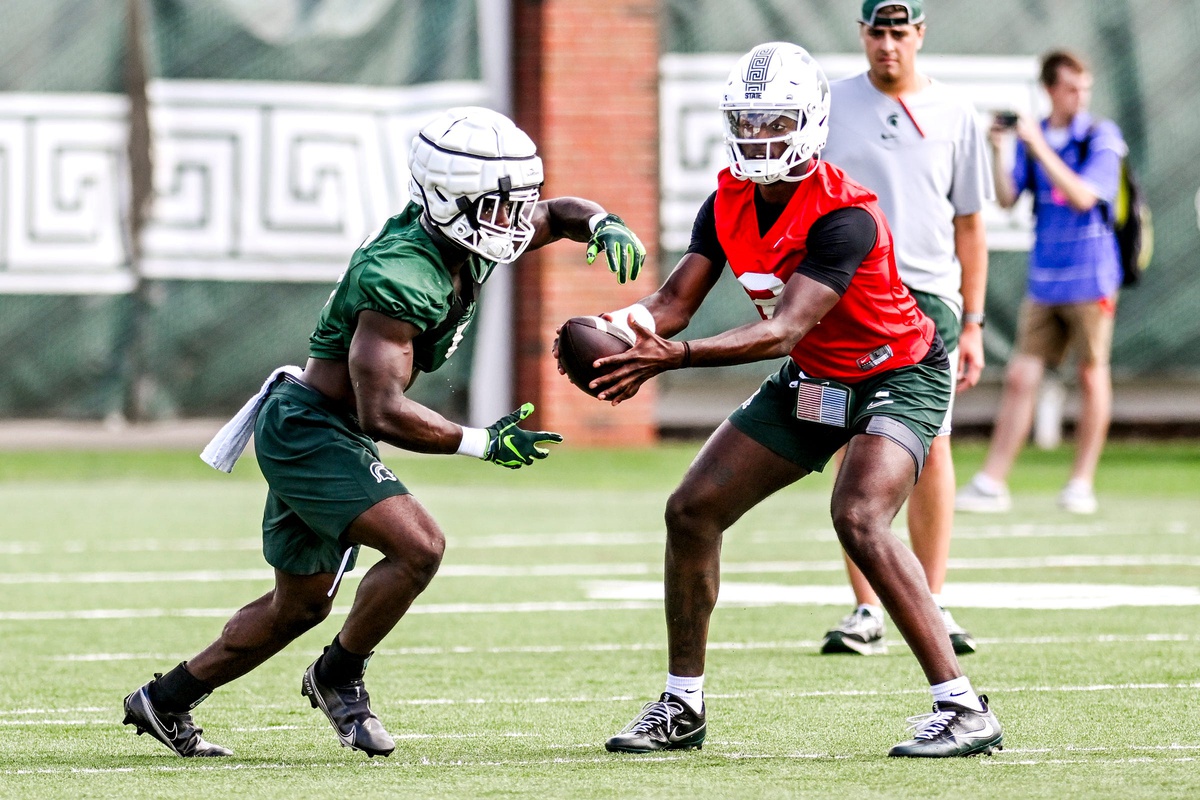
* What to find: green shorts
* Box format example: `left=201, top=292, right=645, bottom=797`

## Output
left=909, top=289, right=959, bottom=353
left=909, top=289, right=960, bottom=436
left=253, top=378, right=410, bottom=575
left=728, top=358, right=951, bottom=476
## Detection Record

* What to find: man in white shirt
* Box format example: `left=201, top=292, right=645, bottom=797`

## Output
left=819, top=0, right=992, bottom=657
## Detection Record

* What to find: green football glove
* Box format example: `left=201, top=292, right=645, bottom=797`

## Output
left=484, top=402, right=564, bottom=469
left=586, top=213, right=646, bottom=284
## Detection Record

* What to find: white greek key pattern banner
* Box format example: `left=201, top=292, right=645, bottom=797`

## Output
left=0, top=80, right=488, bottom=293
left=659, top=53, right=1042, bottom=254
left=0, top=94, right=133, bottom=294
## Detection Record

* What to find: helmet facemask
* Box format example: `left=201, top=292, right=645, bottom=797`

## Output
left=723, top=109, right=817, bottom=185
left=720, top=43, right=831, bottom=185
left=444, top=178, right=541, bottom=264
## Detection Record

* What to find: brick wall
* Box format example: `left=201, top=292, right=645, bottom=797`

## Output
left=512, top=0, right=661, bottom=446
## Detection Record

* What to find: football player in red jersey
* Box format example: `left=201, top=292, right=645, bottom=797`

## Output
left=591, top=43, right=1002, bottom=758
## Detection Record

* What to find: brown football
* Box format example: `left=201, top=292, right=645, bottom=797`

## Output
left=557, top=316, right=635, bottom=397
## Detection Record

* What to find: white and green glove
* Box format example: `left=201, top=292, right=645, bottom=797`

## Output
left=473, top=403, right=563, bottom=469
left=586, top=213, right=646, bottom=284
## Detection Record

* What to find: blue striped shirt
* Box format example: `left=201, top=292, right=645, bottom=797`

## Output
left=1012, top=112, right=1126, bottom=303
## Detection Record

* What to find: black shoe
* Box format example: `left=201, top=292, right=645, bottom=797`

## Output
left=301, top=657, right=395, bottom=757
left=888, top=695, right=1003, bottom=758
left=605, top=692, right=706, bottom=753
left=820, top=607, right=887, bottom=655
left=122, top=680, right=232, bottom=757
left=940, top=607, right=978, bottom=655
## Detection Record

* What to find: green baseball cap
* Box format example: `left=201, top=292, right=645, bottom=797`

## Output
left=859, top=1, right=925, bottom=26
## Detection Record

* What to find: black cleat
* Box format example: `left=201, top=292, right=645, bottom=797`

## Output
left=605, top=692, right=706, bottom=753
left=888, top=695, right=1003, bottom=758
left=302, top=657, right=395, bottom=757
left=820, top=607, right=887, bottom=655
left=941, top=607, right=978, bottom=655
left=122, top=680, right=232, bottom=757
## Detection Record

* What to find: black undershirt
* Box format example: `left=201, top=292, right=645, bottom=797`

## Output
left=686, top=189, right=877, bottom=296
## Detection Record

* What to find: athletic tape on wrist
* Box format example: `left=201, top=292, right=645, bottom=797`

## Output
left=588, top=212, right=609, bottom=233
left=456, top=426, right=489, bottom=459
left=606, top=302, right=656, bottom=338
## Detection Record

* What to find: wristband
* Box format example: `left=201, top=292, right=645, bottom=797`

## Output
left=456, top=426, right=489, bottom=459
left=681, top=341, right=692, bottom=369
left=587, top=211, right=609, bottom=234
left=962, top=312, right=986, bottom=327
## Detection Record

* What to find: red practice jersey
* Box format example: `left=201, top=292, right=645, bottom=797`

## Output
left=714, top=162, right=935, bottom=381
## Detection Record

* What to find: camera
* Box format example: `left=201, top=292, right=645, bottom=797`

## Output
left=994, top=110, right=1020, bottom=128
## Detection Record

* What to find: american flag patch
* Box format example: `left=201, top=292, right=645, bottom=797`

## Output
left=795, top=381, right=850, bottom=427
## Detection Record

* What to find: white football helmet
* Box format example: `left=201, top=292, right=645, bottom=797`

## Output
left=720, top=42, right=830, bottom=184
left=408, top=107, right=544, bottom=264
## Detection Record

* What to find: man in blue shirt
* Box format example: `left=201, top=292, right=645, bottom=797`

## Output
left=957, top=50, right=1125, bottom=515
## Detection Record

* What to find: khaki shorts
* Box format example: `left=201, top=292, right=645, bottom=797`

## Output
left=1015, top=297, right=1116, bottom=368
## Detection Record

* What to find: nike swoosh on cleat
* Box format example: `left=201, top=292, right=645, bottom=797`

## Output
left=667, top=723, right=703, bottom=743
left=973, top=719, right=997, bottom=739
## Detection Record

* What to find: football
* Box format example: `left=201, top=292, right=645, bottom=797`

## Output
left=557, top=316, right=635, bottom=397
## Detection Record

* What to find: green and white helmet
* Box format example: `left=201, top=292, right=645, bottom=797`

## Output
left=720, top=43, right=830, bottom=184
left=408, top=107, right=545, bottom=264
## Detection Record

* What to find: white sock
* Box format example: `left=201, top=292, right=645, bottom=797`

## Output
left=930, top=594, right=944, bottom=609
left=857, top=603, right=883, bottom=619
left=931, top=676, right=983, bottom=712
left=665, top=673, right=704, bottom=713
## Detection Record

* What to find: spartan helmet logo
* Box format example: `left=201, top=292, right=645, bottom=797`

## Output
left=370, top=461, right=398, bottom=484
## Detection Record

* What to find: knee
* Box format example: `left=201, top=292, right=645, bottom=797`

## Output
left=1005, top=357, right=1042, bottom=395
left=393, top=529, right=445, bottom=589
left=223, top=595, right=331, bottom=646
left=664, top=488, right=722, bottom=546
left=283, top=597, right=334, bottom=633
left=1076, top=364, right=1110, bottom=395
left=831, top=503, right=881, bottom=558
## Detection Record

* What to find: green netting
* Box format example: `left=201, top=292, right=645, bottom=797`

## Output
left=0, top=1, right=126, bottom=92
left=147, top=0, right=478, bottom=84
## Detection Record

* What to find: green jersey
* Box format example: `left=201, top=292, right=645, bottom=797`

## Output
left=309, top=203, right=493, bottom=373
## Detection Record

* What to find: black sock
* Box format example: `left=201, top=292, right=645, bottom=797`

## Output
left=315, top=635, right=370, bottom=686
left=148, top=662, right=213, bottom=713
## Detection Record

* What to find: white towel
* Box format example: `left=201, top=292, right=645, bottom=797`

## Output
left=200, top=365, right=303, bottom=473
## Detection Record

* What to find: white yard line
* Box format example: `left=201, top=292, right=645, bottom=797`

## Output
left=6, top=577, right=1200, bottom=621
left=2, top=746, right=1197, bottom=775
left=0, top=520, right=1193, bottom=557
left=3, top=554, right=1199, bottom=585
left=45, top=632, right=1199, bottom=663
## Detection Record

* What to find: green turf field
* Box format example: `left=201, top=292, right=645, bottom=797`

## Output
left=1, top=440, right=1198, bottom=799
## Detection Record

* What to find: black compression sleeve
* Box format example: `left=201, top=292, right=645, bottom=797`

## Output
left=685, top=192, right=725, bottom=264
left=793, top=207, right=878, bottom=295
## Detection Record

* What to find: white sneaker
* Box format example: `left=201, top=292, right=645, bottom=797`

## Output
left=1058, top=481, right=1098, bottom=514
left=954, top=474, right=1011, bottom=513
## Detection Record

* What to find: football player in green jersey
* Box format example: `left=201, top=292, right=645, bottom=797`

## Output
left=122, top=106, right=645, bottom=759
